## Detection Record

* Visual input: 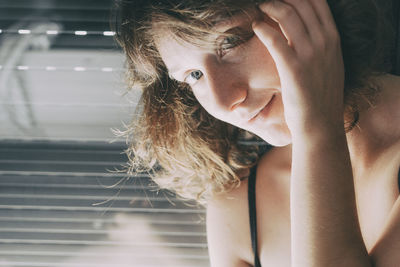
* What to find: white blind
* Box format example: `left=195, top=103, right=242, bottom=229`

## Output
left=0, top=140, right=209, bottom=267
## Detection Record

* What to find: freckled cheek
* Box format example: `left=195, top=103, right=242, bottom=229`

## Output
left=194, top=96, right=236, bottom=125
left=248, top=52, right=280, bottom=89
left=200, top=103, right=230, bottom=123
left=191, top=89, right=225, bottom=120
left=241, top=37, right=280, bottom=87
left=270, top=94, right=286, bottom=119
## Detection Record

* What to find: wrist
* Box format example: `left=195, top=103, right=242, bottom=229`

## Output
left=290, top=120, right=346, bottom=145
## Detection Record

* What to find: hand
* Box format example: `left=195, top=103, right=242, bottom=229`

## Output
left=252, top=0, right=345, bottom=137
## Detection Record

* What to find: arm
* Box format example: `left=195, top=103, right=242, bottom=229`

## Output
left=252, top=1, right=371, bottom=266
left=290, top=128, right=370, bottom=267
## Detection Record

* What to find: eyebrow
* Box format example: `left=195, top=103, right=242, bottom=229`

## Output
left=214, top=13, right=250, bottom=32
left=214, top=8, right=257, bottom=31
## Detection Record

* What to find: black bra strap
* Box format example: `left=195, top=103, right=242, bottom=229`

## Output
left=248, top=165, right=261, bottom=267
left=397, top=167, right=400, bottom=193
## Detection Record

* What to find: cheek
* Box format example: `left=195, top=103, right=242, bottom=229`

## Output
left=244, top=38, right=281, bottom=89
left=269, top=93, right=286, bottom=120
left=191, top=89, right=225, bottom=121
left=193, top=94, right=238, bottom=126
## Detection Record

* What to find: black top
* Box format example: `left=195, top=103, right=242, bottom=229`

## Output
left=248, top=166, right=400, bottom=267
left=247, top=165, right=261, bottom=267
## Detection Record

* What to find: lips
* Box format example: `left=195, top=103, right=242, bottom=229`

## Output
left=248, top=94, right=275, bottom=123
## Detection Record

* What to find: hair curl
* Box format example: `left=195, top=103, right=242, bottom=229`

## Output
left=111, top=0, right=395, bottom=203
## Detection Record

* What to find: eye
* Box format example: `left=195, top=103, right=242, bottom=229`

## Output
left=217, top=35, right=242, bottom=57
left=216, top=25, right=254, bottom=58
left=184, top=70, right=203, bottom=85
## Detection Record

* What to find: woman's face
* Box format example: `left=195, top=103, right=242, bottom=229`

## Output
left=156, top=9, right=292, bottom=146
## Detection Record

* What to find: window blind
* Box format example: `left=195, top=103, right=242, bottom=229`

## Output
left=0, top=140, right=209, bottom=267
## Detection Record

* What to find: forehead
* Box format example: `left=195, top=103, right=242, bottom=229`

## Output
left=155, top=34, right=205, bottom=76
left=152, top=5, right=259, bottom=44
left=154, top=8, right=260, bottom=74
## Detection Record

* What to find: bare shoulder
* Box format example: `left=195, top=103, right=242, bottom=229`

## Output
left=206, top=145, right=292, bottom=266
left=254, top=145, right=292, bottom=265
left=370, top=74, right=400, bottom=140
left=206, top=173, right=253, bottom=266
left=371, top=74, right=400, bottom=165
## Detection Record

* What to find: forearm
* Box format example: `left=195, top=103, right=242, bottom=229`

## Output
left=290, top=127, right=371, bottom=267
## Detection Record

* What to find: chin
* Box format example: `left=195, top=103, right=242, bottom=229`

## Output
left=254, top=124, right=292, bottom=147
left=263, top=135, right=292, bottom=147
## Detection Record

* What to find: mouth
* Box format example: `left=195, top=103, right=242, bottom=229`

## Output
left=248, top=94, right=275, bottom=123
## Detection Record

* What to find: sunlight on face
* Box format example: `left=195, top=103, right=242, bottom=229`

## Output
left=156, top=9, right=292, bottom=146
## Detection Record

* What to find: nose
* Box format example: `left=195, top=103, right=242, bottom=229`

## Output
left=204, top=59, right=247, bottom=112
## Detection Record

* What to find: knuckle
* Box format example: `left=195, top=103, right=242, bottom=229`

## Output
left=279, top=4, right=295, bottom=19
left=331, top=30, right=341, bottom=44
left=315, top=36, right=327, bottom=51
left=322, top=30, right=341, bottom=51
left=327, top=27, right=341, bottom=44
left=302, top=47, right=315, bottom=61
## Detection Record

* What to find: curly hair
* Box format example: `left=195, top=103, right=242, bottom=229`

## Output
left=111, top=0, right=395, bottom=203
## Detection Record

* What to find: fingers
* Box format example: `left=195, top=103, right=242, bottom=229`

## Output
left=307, top=0, right=336, bottom=28
left=305, top=0, right=340, bottom=41
left=252, top=0, right=341, bottom=67
left=252, top=0, right=345, bottom=135
left=282, top=0, right=323, bottom=40
left=258, top=1, right=311, bottom=49
left=256, top=0, right=339, bottom=49
left=252, top=20, right=294, bottom=72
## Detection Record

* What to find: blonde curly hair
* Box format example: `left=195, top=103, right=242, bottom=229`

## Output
left=112, top=0, right=394, bottom=203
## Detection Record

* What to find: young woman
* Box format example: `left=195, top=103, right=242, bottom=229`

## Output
left=113, top=0, right=400, bottom=266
